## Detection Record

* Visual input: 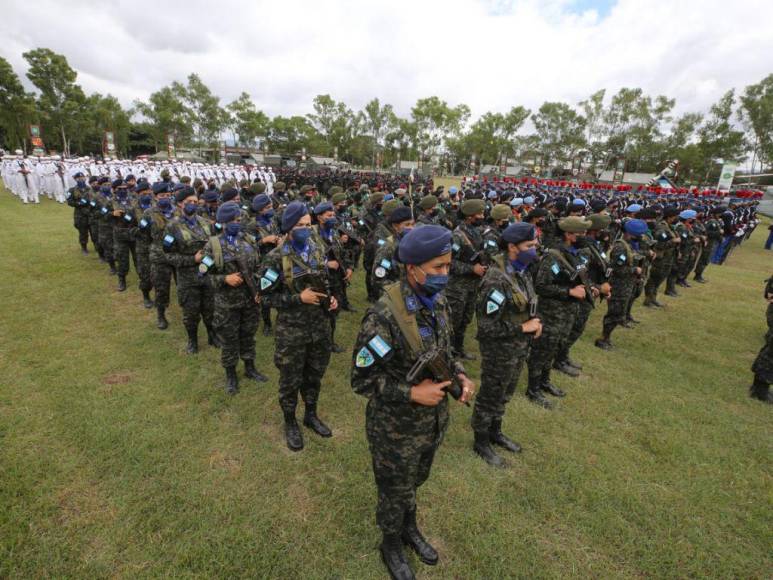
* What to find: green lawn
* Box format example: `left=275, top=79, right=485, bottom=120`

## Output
left=0, top=188, right=771, bottom=579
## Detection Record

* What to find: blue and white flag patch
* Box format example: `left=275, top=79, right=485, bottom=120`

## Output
left=368, top=335, right=391, bottom=358
left=260, top=268, right=279, bottom=289
left=489, top=289, right=505, bottom=305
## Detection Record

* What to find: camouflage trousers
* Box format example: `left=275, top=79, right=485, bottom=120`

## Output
left=151, top=260, right=174, bottom=309
left=366, top=398, right=448, bottom=535
left=214, top=303, right=258, bottom=369
left=89, top=218, right=101, bottom=255
left=274, top=322, right=332, bottom=414
left=363, top=245, right=377, bottom=300
left=136, top=244, right=153, bottom=293
left=556, top=300, right=593, bottom=364
left=446, top=280, right=478, bottom=354
left=74, top=216, right=89, bottom=248
left=177, top=279, right=214, bottom=334
left=527, top=302, right=577, bottom=381
left=695, top=241, right=716, bottom=277
left=645, top=256, right=673, bottom=300
left=603, top=281, right=634, bottom=337
left=752, top=307, right=773, bottom=383
left=98, top=224, right=114, bottom=262
left=472, top=338, right=530, bottom=434
left=113, top=236, right=137, bottom=277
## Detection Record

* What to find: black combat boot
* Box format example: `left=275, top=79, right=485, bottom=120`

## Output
left=490, top=418, right=522, bottom=453
left=402, top=509, right=439, bottom=566
left=750, top=377, right=773, bottom=404
left=553, top=359, right=580, bottom=377
left=303, top=403, right=332, bottom=437
left=243, top=359, right=268, bottom=382
left=80, top=243, right=88, bottom=255
left=142, top=289, right=154, bottom=309
left=185, top=327, right=198, bottom=354
left=565, top=357, right=583, bottom=370
left=108, top=259, right=117, bottom=275
left=380, top=533, right=415, bottom=580
left=117, top=275, right=127, bottom=292
left=225, top=366, right=238, bottom=395
left=206, top=324, right=220, bottom=348
left=665, top=278, right=679, bottom=297
left=526, top=374, right=553, bottom=409
left=283, top=411, right=304, bottom=451
left=541, top=370, right=565, bottom=397
left=595, top=336, right=614, bottom=350
left=156, top=306, right=168, bottom=330
left=473, top=430, right=505, bottom=468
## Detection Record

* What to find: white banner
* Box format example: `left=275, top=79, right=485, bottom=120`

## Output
left=717, top=162, right=737, bottom=191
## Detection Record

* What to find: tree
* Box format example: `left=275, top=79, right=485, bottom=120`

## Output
left=531, top=102, right=587, bottom=170
left=578, top=89, right=606, bottom=174
left=0, top=57, right=37, bottom=151
left=182, top=73, right=228, bottom=154
left=738, top=74, right=773, bottom=173
left=226, top=92, right=269, bottom=148
left=23, top=48, right=86, bottom=155
left=307, top=94, right=356, bottom=159
left=411, top=96, right=470, bottom=165
left=266, top=115, right=323, bottom=156
left=360, top=98, right=396, bottom=168
left=133, top=84, right=192, bottom=152
left=697, top=90, right=746, bottom=182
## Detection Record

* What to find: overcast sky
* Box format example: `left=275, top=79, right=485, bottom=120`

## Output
left=2, top=0, right=771, bottom=122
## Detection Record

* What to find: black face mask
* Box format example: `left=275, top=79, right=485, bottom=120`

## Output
left=470, top=218, right=484, bottom=228
left=574, top=236, right=591, bottom=249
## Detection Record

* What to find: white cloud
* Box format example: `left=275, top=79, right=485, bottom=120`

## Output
left=1, top=0, right=771, bottom=122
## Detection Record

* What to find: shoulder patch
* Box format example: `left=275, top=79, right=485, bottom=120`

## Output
left=377, top=238, right=386, bottom=246
left=260, top=267, right=279, bottom=289
left=405, top=295, right=418, bottom=312
left=355, top=346, right=375, bottom=368
left=489, top=289, right=506, bottom=305
left=163, top=234, right=175, bottom=246
left=550, top=262, right=561, bottom=275
left=368, top=335, right=392, bottom=358
left=486, top=301, right=500, bottom=314
left=139, top=218, right=149, bottom=228
left=202, top=255, right=215, bottom=268
left=380, top=258, right=392, bottom=269
left=486, top=239, right=497, bottom=249
left=452, top=242, right=461, bottom=252
left=374, top=266, right=386, bottom=279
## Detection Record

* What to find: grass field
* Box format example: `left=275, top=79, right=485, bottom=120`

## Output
left=0, top=185, right=771, bottom=579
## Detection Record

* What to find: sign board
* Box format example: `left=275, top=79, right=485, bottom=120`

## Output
left=166, top=134, right=176, bottom=159
left=716, top=162, right=737, bottom=191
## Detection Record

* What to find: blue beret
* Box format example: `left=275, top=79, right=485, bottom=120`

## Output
left=626, top=204, right=642, bottom=213
left=487, top=190, right=498, bottom=200
left=124, top=174, right=135, bottom=181
left=523, top=196, right=535, bottom=205
left=572, top=198, right=586, bottom=207
left=281, top=201, right=308, bottom=233
left=175, top=186, right=196, bottom=203
left=221, top=188, right=238, bottom=202
left=387, top=205, right=413, bottom=224
left=73, top=171, right=85, bottom=179
left=383, top=193, right=394, bottom=202
left=135, top=180, right=152, bottom=192
left=448, top=186, right=458, bottom=194
left=251, top=194, right=271, bottom=212
left=679, top=209, right=697, bottom=220
left=398, top=225, right=452, bottom=265
left=624, top=219, right=649, bottom=236
left=313, top=201, right=334, bottom=215
left=216, top=201, right=241, bottom=224
left=502, top=222, right=536, bottom=245
left=203, top=191, right=219, bottom=203
left=152, top=182, right=169, bottom=194
left=112, top=178, right=125, bottom=188
left=510, top=197, right=524, bottom=207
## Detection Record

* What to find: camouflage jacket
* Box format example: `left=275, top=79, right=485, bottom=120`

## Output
left=163, top=215, right=213, bottom=286
left=200, top=232, right=260, bottom=310
left=476, top=255, right=538, bottom=342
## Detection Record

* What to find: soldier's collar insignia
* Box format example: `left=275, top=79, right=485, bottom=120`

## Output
left=405, top=295, right=418, bottom=313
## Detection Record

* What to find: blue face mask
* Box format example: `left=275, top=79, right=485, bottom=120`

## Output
left=116, top=189, right=127, bottom=199
left=516, top=247, right=538, bottom=266
left=416, top=266, right=448, bottom=297
left=323, top=217, right=338, bottom=229
left=100, top=186, right=112, bottom=196
left=183, top=202, right=198, bottom=216
left=261, top=210, right=274, bottom=221
left=225, top=222, right=241, bottom=237
left=291, top=227, right=312, bottom=246
left=157, top=198, right=172, bottom=210
left=76, top=179, right=86, bottom=188
left=139, top=195, right=152, bottom=209
left=397, top=227, right=413, bottom=240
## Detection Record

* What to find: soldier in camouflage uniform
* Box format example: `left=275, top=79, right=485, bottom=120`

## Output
left=144, top=183, right=176, bottom=329
left=350, top=225, right=475, bottom=580
left=415, top=195, right=441, bottom=226
left=623, top=212, right=656, bottom=327
left=447, top=199, right=488, bottom=359
left=332, top=189, right=360, bottom=311
left=695, top=208, right=723, bottom=283
left=674, top=210, right=700, bottom=288
left=86, top=176, right=104, bottom=260
left=526, top=217, right=591, bottom=408
left=371, top=206, right=414, bottom=299
left=595, top=219, right=649, bottom=350
left=66, top=172, right=93, bottom=255
left=554, top=213, right=612, bottom=375
left=95, top=178, right=117, bottom=275
left=750, top=275, right=773, bottom=404
left=312, top=201, right=352, bottom=353
left=643, top=206, right=680, bottom=306
left=362, top=192, right=386, bottom=302
left=111, top=181, right=138, bottom=292
left=259, top=202, right=336, bottom=452
left=480, top=204, right=512, bottom=260
left=473, top=222, right=541, bottom=468
left=200, top=202, right=267, bottom=394
left=245, top=193, right=282, bottom=336
left=164, top=187, right=219, bottom=354
left=132, top=182, right=155, bottom=309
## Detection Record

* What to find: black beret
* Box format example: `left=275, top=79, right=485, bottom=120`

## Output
left=175, top=186, right=196, bottom=203
left=387, top=205, right=413, bottom=224
left=220, top=188, right=239, bottom=203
